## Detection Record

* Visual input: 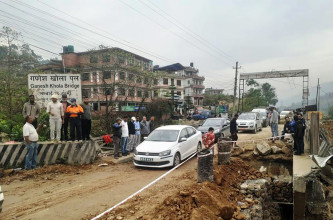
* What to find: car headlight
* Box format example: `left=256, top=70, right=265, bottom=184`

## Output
left=159, top=150, right=171, bottom=157
left=214, top=129, right=220, bottom=134
left=134, top=149, right=138, bottom=155
left=249, top=122, right=254, bottom=126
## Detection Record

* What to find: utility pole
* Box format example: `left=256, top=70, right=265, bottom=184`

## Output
left=232, top=61, right=240, bottom=115
left=316, top=78, right=320, bottom=111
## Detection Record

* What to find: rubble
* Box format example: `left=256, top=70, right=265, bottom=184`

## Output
left=256, top=142, right=271, bottom=155
left=271, top=145, right=282, bottom=154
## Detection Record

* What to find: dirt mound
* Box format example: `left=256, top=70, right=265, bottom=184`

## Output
left=322, top=120, right=333, bottom=144
left=143, top=158, right=266, bottom=220
left=0, top=163, right=93, bottom=184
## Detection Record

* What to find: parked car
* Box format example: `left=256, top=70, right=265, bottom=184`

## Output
left=279, top=111, right=293, bottom=122
left=192, top=110, right=213, bottom=120
left=197, top=118, right=231, bottom=142
left=237, top=112, right=262, bottom=133
left=133, top=125, right=202, bottom=168
left=252, top=108, right=269, bottom=127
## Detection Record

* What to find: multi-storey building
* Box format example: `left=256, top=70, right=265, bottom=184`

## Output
left=205, top=88, right=224, bottom=95
left=155, top=62, right=205, bottom=106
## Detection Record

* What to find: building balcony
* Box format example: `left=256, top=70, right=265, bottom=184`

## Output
left=191, top=84, right=205, bottom=89
left=193, top=94, right=204, bottom=98
left=190, top=75, right=205, bottom=80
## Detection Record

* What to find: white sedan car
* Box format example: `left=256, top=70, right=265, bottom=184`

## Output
left=133, top=125, right=202, bottom=168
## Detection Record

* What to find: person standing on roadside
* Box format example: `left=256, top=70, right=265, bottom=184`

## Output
left=60, top=94, right=71, bottom=141
left=47, top=94, right=64, bottom=142
left=127, top=117, right=136, bottom=152
left=22, top=95, right=41, bottom=128
left=134, top=116, right=141, bottom=147
left=149, top=116, right=156, bottom=133
left=120, top=116, right=129, bottom=156
left=295, top=113, right=306, bottom=155
left=202, top=127, right=216, bottom=155
left=281, top=116, right=291, bottom=140
left=66, top=98, right=84, bottom=141
left=81, top=97, right=92, bottom=140
left=23, top=116, right=42, bottom=170
left=230, top=114, right=239, bottom=147
left=290, top=115, right=298, bottom=151
left=269, top=106, right=279, bottom=142
left=112, top=118, right=122, bottom=159
left=140, top=116, right=150, bottom=141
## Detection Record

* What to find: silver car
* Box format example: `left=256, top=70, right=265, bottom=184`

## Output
left=237, top=112, right=263, bottom=133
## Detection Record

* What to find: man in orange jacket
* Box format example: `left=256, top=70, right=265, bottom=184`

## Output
left=66, top=98, right=84, bottom=141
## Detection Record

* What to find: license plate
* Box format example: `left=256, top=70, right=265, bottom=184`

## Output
left=140, top=157, right=153, bottom=162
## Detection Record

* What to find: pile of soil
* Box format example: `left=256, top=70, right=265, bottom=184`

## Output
left=322, top=120, right=333, bottom=145
left=0, top=163, right=93, bottom=184
left=100, top=157, right=266, bottom=220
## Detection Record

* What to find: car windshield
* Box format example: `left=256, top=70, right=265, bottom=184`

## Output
left=239, top=114, right=255, bottom=120
left=202, top=119, right=224, bottom=127
left=146, top=130, right=179, bottom=142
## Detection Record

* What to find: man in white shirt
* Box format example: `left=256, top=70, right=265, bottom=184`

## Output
left=47, top=94, right=64, bottom=142
left=23, top=116, right=41, bottom=170
left=120, top=116, right=129, bottom=156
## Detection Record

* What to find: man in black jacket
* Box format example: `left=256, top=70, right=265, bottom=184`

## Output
left=113, top=118, right=122, bottom=159
left=230, top=114, right=238, bottom=147
left=60, top=94, right=71, bottom=141
left=295, top=114, right=306, bottom=155
left=281, top=116, right=291, bottom=140
left=127, top=117, right=136, bottom=152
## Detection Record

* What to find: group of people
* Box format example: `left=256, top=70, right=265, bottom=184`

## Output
left=112, top=116, right=155, bottom=159
left=282, top=113, right=306, bottom=155
left=22, top=94, right=93, bottom=169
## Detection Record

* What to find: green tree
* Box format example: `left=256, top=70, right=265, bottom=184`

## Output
left=0, top=26, right=41, bottom=139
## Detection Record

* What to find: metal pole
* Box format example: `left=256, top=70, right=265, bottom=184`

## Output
left=232, top=62, right=239, bottom=115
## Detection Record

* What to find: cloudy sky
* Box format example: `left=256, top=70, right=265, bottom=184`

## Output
left=1, top=0, right=332, bottom=105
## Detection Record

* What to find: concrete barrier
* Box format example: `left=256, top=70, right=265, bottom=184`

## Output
left=0, top=141, right=100, bottom=169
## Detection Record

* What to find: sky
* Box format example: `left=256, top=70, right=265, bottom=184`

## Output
left=1, top=0, right=333, bottom=106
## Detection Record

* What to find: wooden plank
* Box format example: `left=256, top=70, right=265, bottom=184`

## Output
left=310, top=112, right=320, bottom=155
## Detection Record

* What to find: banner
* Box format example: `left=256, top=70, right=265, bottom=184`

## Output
left=28, top=74, right=82, bottom=107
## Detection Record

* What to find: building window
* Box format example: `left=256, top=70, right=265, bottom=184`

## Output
left=118, top=56, right=125, bottom=64
left=119, top=72, right=125, bottom=80
left=144, top=90, right=149, bottom=98
left=82, top=89, right=89, bottom=97
left=177, top=80, right=181, bottom=86
left=119, top=88, right=126, bottom=96
left=90, top=55, right=98, bottom=63
left=129, top=88, right=135, bottom=97
left=102, top=54, right=111, bottom=63
left=163, top=78, right=168, bottom=85
left=154, top=79, right=158, bottom=85
left=188, top=80, right=190, bottom=85
left=144, top=77, right=149, bottom=84
left=96, top=71, right=100, bottom=82
left=137, top=90, right=142, bottom=97
left=104, top=88, right=111, bottom=95
left=103, top=71, right=111, bottom=79
left=137, top=76, right=142, bottom=84
left=177, top=91, right=181, bottom=96
left=154, top=90, right=158, bottom=97
left=128, top=73, right=134, bottom=81
left=90, top=87, right=94, bottom=98
left=82, top=72, right=89, bottom=81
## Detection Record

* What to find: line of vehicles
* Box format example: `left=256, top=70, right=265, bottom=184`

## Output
left=133, top=106, right=294, bottom=169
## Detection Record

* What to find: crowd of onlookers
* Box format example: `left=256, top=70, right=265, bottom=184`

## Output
left=112, top=116, right=155, bottom=159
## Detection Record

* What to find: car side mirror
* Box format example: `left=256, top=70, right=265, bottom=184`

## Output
left=179, top=137, right=187, bottom=142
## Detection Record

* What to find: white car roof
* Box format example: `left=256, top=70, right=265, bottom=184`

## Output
left=155, top=125, right=191, bottom=131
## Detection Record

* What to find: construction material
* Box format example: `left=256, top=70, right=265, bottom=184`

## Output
left=197, top=149, right=213, bottom=183
left=218, top=138, right=232, bottom=165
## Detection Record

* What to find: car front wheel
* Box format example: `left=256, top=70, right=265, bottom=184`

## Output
left=173, top=152, right=181, bottom=167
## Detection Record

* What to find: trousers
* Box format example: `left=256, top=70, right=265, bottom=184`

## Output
left=49, top=118, right=62, bottom=141
left=25, top=142, right=38, bottom=170
left=270, top=123, right=279, bottom=137
left=82, top=119, right=92, bottom=140
left=69, top=117, right=82, bottom=141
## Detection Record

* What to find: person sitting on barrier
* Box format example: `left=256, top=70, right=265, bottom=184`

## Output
left=202, top=127, right=216, bottom=155
left=281, top=116, right=291, bottom=141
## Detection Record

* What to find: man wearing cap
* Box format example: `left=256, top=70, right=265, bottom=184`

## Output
left=60, top=94, right=71, bottom=141
left=81, top=97, right=93, bottom=140
left=127, top=117, right=136, bottom=152
left=47, top=94, right=64, bottom=142
left=66, top=98, right=84, bottom=141
left=22, top=95, right=41, bottom=128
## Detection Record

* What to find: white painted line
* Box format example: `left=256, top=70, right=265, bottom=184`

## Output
left=91, top=152, right=197, bottom=220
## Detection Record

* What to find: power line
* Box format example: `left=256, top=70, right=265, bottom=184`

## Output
left=140, top=0, right=236, bottom=64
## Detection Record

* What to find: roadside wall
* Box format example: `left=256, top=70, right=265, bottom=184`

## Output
left=0, top=141, right=100, bottom=169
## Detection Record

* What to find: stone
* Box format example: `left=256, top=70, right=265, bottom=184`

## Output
left=271, top=145, right=282, bottom=154
left=256, top=142, right=271, bottom=156
left=281, top=146, right=291, bottom=154
left=116, top=216, right=123, bottom=220
left=179, top=191, right=190, bottom=197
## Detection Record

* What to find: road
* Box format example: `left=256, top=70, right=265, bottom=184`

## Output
left=0, top=124, right=282, bottom=220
